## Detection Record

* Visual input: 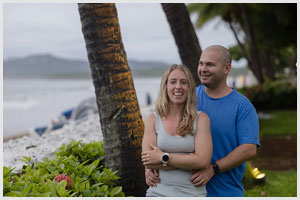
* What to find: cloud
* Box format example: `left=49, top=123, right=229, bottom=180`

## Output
left=4, top=3, right=237, bottom=64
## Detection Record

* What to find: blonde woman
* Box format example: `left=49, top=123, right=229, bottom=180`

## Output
left=141, top=64, right=212, bottom=197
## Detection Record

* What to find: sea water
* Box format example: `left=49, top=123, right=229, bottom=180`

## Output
left=3, top=77, right=161, bottom=137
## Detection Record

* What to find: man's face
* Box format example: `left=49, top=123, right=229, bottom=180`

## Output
left=197, top=49, right=228, bottom=88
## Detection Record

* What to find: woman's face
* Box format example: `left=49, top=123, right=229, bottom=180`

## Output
left=167, top=69, right=189, bottom=105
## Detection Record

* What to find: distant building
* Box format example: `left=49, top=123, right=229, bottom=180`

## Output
left=228, top=70, right=258, bottom=88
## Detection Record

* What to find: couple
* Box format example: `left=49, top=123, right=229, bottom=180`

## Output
left=141, top=45, right=260, bottom=197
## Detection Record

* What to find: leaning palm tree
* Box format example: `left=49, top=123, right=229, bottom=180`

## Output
left=187, top=3, right=266, bottom=83
left=78, top=3, right=147, bottom=196
left=161, top=3, right=202, bottom=85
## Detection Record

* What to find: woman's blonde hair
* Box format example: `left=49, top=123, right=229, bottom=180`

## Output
left=155, top=64, right=197, bottom=136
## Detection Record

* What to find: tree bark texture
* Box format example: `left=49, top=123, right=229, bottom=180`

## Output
left=78, top=3, right=147, bottom=196
left=162, top=3, right=202, bottom=86
left=240, top=3, right=264, bottom=84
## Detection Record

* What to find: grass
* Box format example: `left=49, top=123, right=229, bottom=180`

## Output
left=245, top=110, right=297, bottom=197
left=259, top=110, right=297, bottom=137
left=245, top=170, right=297, bottom=197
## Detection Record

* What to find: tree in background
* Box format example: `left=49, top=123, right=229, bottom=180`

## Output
left=78, top=3, right=147, bottom=196
left=162, top=3, right=202, bottom=86
left=188, top=3, right=297, bottom=84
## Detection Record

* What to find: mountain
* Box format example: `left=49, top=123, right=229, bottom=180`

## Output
left=4, top=54, right=171, bottom=79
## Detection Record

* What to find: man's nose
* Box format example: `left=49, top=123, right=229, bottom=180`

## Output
left=200, top=65, right=208, bottom=72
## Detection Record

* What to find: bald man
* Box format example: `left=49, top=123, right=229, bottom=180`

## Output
left=190, top=45, right=260, bottom=196
left=145, top=45, right=260, bottom=197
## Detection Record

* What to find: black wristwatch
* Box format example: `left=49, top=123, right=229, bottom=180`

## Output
left=212, top=162, right=220, bottom=174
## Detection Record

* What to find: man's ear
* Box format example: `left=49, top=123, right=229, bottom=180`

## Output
left=224, top=63, right=231, bottom=75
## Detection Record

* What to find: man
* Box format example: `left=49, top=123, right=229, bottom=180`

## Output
left=145, top=45, right=260, bottom=197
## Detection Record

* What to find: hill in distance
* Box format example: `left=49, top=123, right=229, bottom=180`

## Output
left=4, top=54, right=171, bottom=79
left=4, top=54, right=247, bottom=79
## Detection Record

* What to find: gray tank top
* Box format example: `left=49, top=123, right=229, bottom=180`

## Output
left=146, top=111, right=207, bottom=197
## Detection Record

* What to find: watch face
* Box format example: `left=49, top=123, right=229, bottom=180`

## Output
left=162, top=154, right=169, bottom=162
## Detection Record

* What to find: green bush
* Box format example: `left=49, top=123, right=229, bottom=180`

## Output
left=3, top=140, right=125, bottom=197
left=238, top=80, right=296, bottom=111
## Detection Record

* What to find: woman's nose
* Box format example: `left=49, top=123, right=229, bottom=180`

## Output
left=175, top=83, right=181, bottom=89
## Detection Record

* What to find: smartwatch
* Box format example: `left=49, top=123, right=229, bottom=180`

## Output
left=162, top=153, right=169, bottom=166
left=212, top=162, right=220, bottom=174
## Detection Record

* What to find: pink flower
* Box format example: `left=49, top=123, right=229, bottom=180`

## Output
left=53, top=174, right=72, bottom=188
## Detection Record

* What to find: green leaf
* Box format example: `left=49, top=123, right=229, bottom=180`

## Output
left=21, top=183, right=34, bottom=196
left=82, top=189, right=92, bottom=197
left=45, top=179, right=57, bottom=196
left=3, top=166, right=15, bottom=178
left=79, top=180, right=88, bottom=193
left=19, top=156, right=31, bottom=163
left=5, top=191, right=22, bottom=197
left=58, top=163, right=65, bottom=170
left=56, top=180, right=67, bottom=197
left=79, top=159, right=90, bottom=169
left=109, top=186, right=122, bottom=197
left=91, top=160, right=100, bottom=170
left=83, top=166, right=92, bottom=176
left=91, top=182, right=104, bottom=189
left=99, top=185, right=108, bottom=192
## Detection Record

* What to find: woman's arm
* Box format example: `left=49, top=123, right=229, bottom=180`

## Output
left=142, top=113, right=176, bottom=171
left=142, top=113, right=157, bottom=154
left=142, top=112, right=212, bottom=170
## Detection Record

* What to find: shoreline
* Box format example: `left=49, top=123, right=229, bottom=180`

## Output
left=3, top=132, right=30, bottom=143
left=3, top=105, right=154, bottom=172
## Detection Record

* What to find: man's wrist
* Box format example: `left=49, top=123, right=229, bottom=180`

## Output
left=212, top=162, right=220, bottom=174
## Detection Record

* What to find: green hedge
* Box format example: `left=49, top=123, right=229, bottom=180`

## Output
left=3, top=140, right=125, bottom=197
left=238, top=80, right=296, bottom=111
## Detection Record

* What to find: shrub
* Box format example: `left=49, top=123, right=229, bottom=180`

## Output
left=3, top=140, right=125, bottom=197
left=238, top=80, right=296, bottom=111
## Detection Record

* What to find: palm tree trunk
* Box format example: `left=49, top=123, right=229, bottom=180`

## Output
left=240, top=3, right=264, bottom=84
left=162, top=3, right=202, bottom=85
left=228, top=20, right=246, bottom=58
left=78, top=3, right=147, bottom=196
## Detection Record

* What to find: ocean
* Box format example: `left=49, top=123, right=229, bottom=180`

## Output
left=3, top=77, right=161, bottom=137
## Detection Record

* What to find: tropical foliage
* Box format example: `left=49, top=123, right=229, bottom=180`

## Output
left=188, top=3, right=297, bottom=84
left=3, top=140, right=125, bottom=197
left=238, top=80, right=296, bottom=111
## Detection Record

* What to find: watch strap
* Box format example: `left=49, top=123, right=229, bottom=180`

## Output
left=162, top=153, right=169, bottom=166
left=212, top=162, right=220, bottom=174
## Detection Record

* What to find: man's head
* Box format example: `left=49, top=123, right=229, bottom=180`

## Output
left=198, top=45, right=232, bottom=89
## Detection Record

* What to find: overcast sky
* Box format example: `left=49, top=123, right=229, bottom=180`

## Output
left=3, top=3, right=243, bottom=65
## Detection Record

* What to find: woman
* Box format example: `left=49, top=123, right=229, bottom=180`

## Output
left=141, top=64, right=212, bottom=197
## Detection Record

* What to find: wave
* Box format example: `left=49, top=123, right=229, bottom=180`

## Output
left=4, top=98, right=39, bottom=110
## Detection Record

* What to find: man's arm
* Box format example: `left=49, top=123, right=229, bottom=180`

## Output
left=145, top=164, right=175, bottom=170
left=215, top=143, right=256, bottom=172
left=190, top=143, right=257, bottom=186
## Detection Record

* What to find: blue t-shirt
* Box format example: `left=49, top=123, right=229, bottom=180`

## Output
left=196, top=85, right=260, bottom=197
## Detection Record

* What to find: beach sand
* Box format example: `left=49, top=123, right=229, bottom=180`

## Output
left=3, top=105, right=154, bottom=172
